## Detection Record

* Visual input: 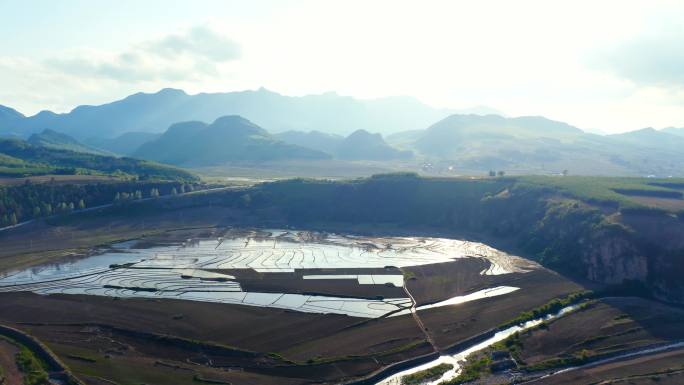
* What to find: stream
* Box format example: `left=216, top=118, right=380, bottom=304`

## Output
left=377, top=305, right=579, bottom=385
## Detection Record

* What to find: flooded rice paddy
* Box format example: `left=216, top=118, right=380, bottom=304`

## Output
left=0, top=229, right=534, bottom=318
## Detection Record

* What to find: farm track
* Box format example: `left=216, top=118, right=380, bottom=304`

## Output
left=401, top=272, right=439, bottom=354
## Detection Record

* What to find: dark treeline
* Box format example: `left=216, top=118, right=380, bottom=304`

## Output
left=0, top=180, right=203, bottom=226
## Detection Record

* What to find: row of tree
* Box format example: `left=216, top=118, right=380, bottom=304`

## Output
left=0, top=180, right=203, bottom=227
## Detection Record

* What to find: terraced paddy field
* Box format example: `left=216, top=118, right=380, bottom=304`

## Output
left=0, top=228, right=583, bottom=384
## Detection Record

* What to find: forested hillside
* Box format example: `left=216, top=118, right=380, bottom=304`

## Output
left=0, top=138, right=196, bottom=180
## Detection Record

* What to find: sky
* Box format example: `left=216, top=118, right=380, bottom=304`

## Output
left=1, top=0, right=683, bottom=133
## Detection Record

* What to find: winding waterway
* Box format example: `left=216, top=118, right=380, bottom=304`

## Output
left=377, top=305, right=579, bottom=384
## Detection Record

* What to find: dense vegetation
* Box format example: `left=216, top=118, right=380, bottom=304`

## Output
left=498, top=291, right=593, bottom=329
left=0, top=137, right=196, bottom=180
left=0, top=180, right=202, bottom=226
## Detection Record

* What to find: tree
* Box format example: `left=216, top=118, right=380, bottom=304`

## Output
left=68, top=202, right=75, bottom=211
left=171, top=187, right=178, bottom=196
left=10, top=213, right=17, bottom=225
left=134, top=190, right=142, bottom=200
left=150, top=188, right=159, bottom=198
left=179, top=184, right=186, bottom=194
left=562, top=169, right=568, bottom=176
left=114, top=192, right=121, bottom=202
left=78, top=199, right=86, bottom=209
left=33, top=206, right=41, bottom=217
left=488, top=170, right=496, bottom=177
left=497, top=170, right=505, bottom=177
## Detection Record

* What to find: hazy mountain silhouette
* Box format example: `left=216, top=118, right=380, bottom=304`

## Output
left=0, top=105, right=26, bottom=136
left=410, top=114, right=582, bottom=157
left=275, top=129, right=412, bottom=160
left=608, top=128, right=684, bottom=151
left=0, top=88, right=459, bottom=139
left=336, top=130, right=412, bottom=161
left=274, top=130, right=343, bottom=155
left=85, top=132, right=161, bottom=155
left=388, top=114, right=684, bottom=176
left=662, top=127, right=684, bottom=138
left=133, top=115, right=330, bottom=166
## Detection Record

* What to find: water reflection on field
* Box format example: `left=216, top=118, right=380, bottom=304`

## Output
left=0, top=230, right=529, bottom=318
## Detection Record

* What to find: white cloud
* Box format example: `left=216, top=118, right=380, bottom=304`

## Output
left=590, top=31, right=684, bottom=89
left=44, top=25, right=240, bottom=83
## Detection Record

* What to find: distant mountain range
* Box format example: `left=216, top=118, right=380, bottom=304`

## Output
left=0, top=88, right=682, bottom=176
left=133, top=116, right=330, bottom=166
left=386, top=115, right=684, bottom=176
left=275, top=129, right=412, bottom=161
left=0, top=88, right=464, bottom=139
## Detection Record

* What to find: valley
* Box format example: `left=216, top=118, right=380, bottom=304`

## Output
left=0, top=174, right=682, bottom=384
left=3, top=3, right=683, bottom=383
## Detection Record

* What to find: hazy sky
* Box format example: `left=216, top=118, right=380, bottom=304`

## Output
left=1, top=0, right=683, bottom=133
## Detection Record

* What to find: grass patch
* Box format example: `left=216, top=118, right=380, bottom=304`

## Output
left=15, top=345, right=50, bottom=385
left=402, top=363, right=453, bottom=385
left=518, top=175, right=684, bottom=211
left=440, top=356, right=491, bottom=384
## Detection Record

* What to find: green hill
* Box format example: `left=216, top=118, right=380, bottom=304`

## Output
left=0, top=138, right=196, bottom=181
left=28, top=129, right=109, bottom=155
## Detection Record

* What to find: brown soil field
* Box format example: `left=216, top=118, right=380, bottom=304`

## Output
left=528, top=347, right=684, bottom=385
left=0, top=338, right=22, bottom=385
left=516, top=297, right=684, bottom=366
left=223, top=267, right=406, bottom=299
left=415, top=268, right=583, bottom=349
left=404, top=259, right=517, bottom=305
left=0, top=292, right=430, bottom=384
left=0, top=261, right=580, bottom=384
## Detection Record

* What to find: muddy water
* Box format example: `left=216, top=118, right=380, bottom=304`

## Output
left=0, top=230, right=528, bottom=318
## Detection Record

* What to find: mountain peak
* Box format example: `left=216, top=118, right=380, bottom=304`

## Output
left=0, top=105, right=25, bottom=120
left=156, top=88, right=187, bottom=96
